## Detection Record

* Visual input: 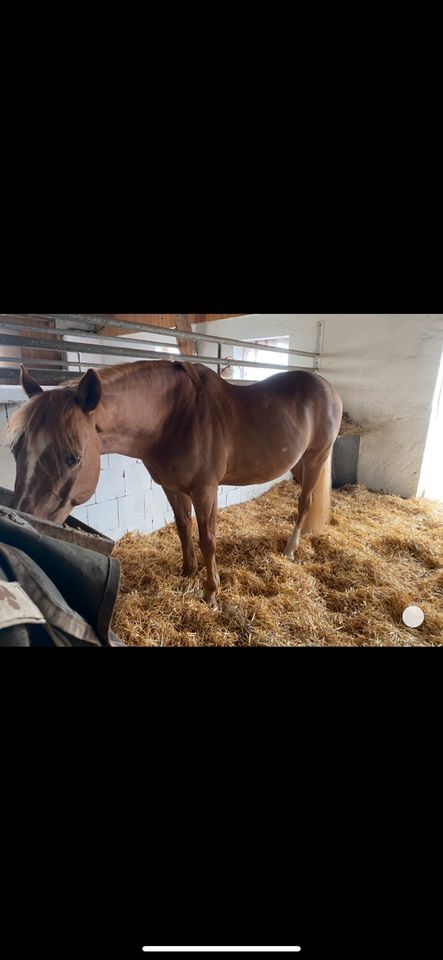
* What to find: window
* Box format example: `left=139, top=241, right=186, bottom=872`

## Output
left=65, top=330, right=179, bottom=374
left=230, top=337, right=290, bottom=381
left=124, top=332, right=179, bottom=357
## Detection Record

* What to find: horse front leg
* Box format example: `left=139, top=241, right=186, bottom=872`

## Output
left=191, top=484, right=220, bottom=607
left=163, top=488, right=198, bottom=576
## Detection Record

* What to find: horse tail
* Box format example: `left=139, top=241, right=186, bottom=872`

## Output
left=301, top=449, right=333, bottom=534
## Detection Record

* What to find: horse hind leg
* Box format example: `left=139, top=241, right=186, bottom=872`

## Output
left=291, top=461, right=303, bottom=484
left=284, top=447, right=333, bottom=560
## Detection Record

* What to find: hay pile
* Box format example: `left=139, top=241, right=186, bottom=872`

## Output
left=339, top=412, right=365, bottom=436
left=111, top=481, right=443, bottom=647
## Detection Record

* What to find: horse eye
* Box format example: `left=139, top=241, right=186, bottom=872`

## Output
left=65, top=453, right=81, bottom=468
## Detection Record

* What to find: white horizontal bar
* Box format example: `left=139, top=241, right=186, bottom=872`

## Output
left=0, top=315, right=317, bottom=359
left=141, top=949, right=301, bottom=954
left=0, top=332, right=301, bottom=371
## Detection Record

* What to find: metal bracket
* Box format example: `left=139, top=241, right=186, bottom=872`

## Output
left=314, top=320, right=325, bottom=373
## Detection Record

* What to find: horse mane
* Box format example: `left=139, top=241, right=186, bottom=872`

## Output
left=7, top=360, right=205, bottom=465
left=172, top=360, right=204, bottom=390
left=97, top=359, right=204, bottom=390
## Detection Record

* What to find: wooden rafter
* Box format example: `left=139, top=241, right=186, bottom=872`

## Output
left=95, top=314, right=248, bottom=355
left=173, top=315, right=197, bottom=356
left=96, top=314, right=248, bottom=336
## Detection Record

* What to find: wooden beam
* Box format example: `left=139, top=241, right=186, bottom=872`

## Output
left=173, top=315, right=197, bottom=356
left=97, top=314, right=197, bottom=354
left=96, top=314, right=179, bottom=337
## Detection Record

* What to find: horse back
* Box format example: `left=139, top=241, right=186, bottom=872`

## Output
left=214, top=369, right=342, bottom=485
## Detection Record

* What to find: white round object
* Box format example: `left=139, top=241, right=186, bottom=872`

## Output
left=402, top=605, right=425, bottom=628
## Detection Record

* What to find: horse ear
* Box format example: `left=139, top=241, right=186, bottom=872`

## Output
left=20, top=364, right=44, bottom=398
left=77, top=368, right=102, bottom=413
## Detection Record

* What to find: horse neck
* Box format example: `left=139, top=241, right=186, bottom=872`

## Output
left=95, top=363, right=177, bottom=458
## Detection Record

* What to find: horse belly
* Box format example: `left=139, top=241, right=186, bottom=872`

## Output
left=222, top=446, right=302, bottom=486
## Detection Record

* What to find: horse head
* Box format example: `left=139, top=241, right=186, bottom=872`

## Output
left=8, top=365, right=102, bottom=523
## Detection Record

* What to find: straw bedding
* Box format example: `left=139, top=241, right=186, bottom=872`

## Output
left=111, top=481, right=443, bottom=647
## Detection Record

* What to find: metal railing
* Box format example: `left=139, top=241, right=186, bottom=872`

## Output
left=0, top=314, right=324, bottom=384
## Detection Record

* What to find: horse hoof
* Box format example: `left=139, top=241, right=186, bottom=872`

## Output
left=283, top=550, right=294, bottom=561
left=205, top=594, right=219, bottom=609
left=182, top=565, right=198, bottom=577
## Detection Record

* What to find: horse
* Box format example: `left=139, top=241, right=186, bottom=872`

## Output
left=8, top=360, right=343, bottom=606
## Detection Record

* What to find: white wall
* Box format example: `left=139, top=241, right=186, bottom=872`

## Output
left=417, top=345, right=443, bottom=499
left=315, top=314, right=443, bottom=497
left=0, top=402, right=16, bottom=489
left=197, top=314, right=443, bottom=498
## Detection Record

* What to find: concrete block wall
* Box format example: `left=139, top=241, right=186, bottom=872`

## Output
left=0, top=402, right=19, bottom=489
left=70, top=458, right=288, bottom=540
left=1, top=398, right=289, bottom=540
left=69, top=454, right=176, bottom=540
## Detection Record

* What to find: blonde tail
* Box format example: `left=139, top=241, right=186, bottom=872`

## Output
left=302, top=451, right=332, bottom=534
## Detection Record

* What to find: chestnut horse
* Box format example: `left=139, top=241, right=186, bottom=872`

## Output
left=8, top=361, right=342, bottom=606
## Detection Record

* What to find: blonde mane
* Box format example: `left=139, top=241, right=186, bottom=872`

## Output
left=98, top=359, right=203, bottom=389
left=7, top=360, right=204, bottom=458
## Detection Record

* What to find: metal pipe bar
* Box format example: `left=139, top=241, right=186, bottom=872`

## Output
left=0, top=366, right=315, bottom=388
left=1, top=355, right=242, bottom=374
left=0, top=369, right=76, bottom=381
left=0, top=320, right=192, bottom=356
left=0, top=314, right=317, bottom=359
left=0, top=357, right=72, bottom=368
left=314, top=320, right=325, bottom=373
left=0, top=333, right=307, bottom=372
left=0, top=356, right=119, bottom=370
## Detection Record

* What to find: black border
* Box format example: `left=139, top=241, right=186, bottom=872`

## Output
left=1, top=238, right=441, bottom=957
left=3, top=648, right=440, bottom=958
